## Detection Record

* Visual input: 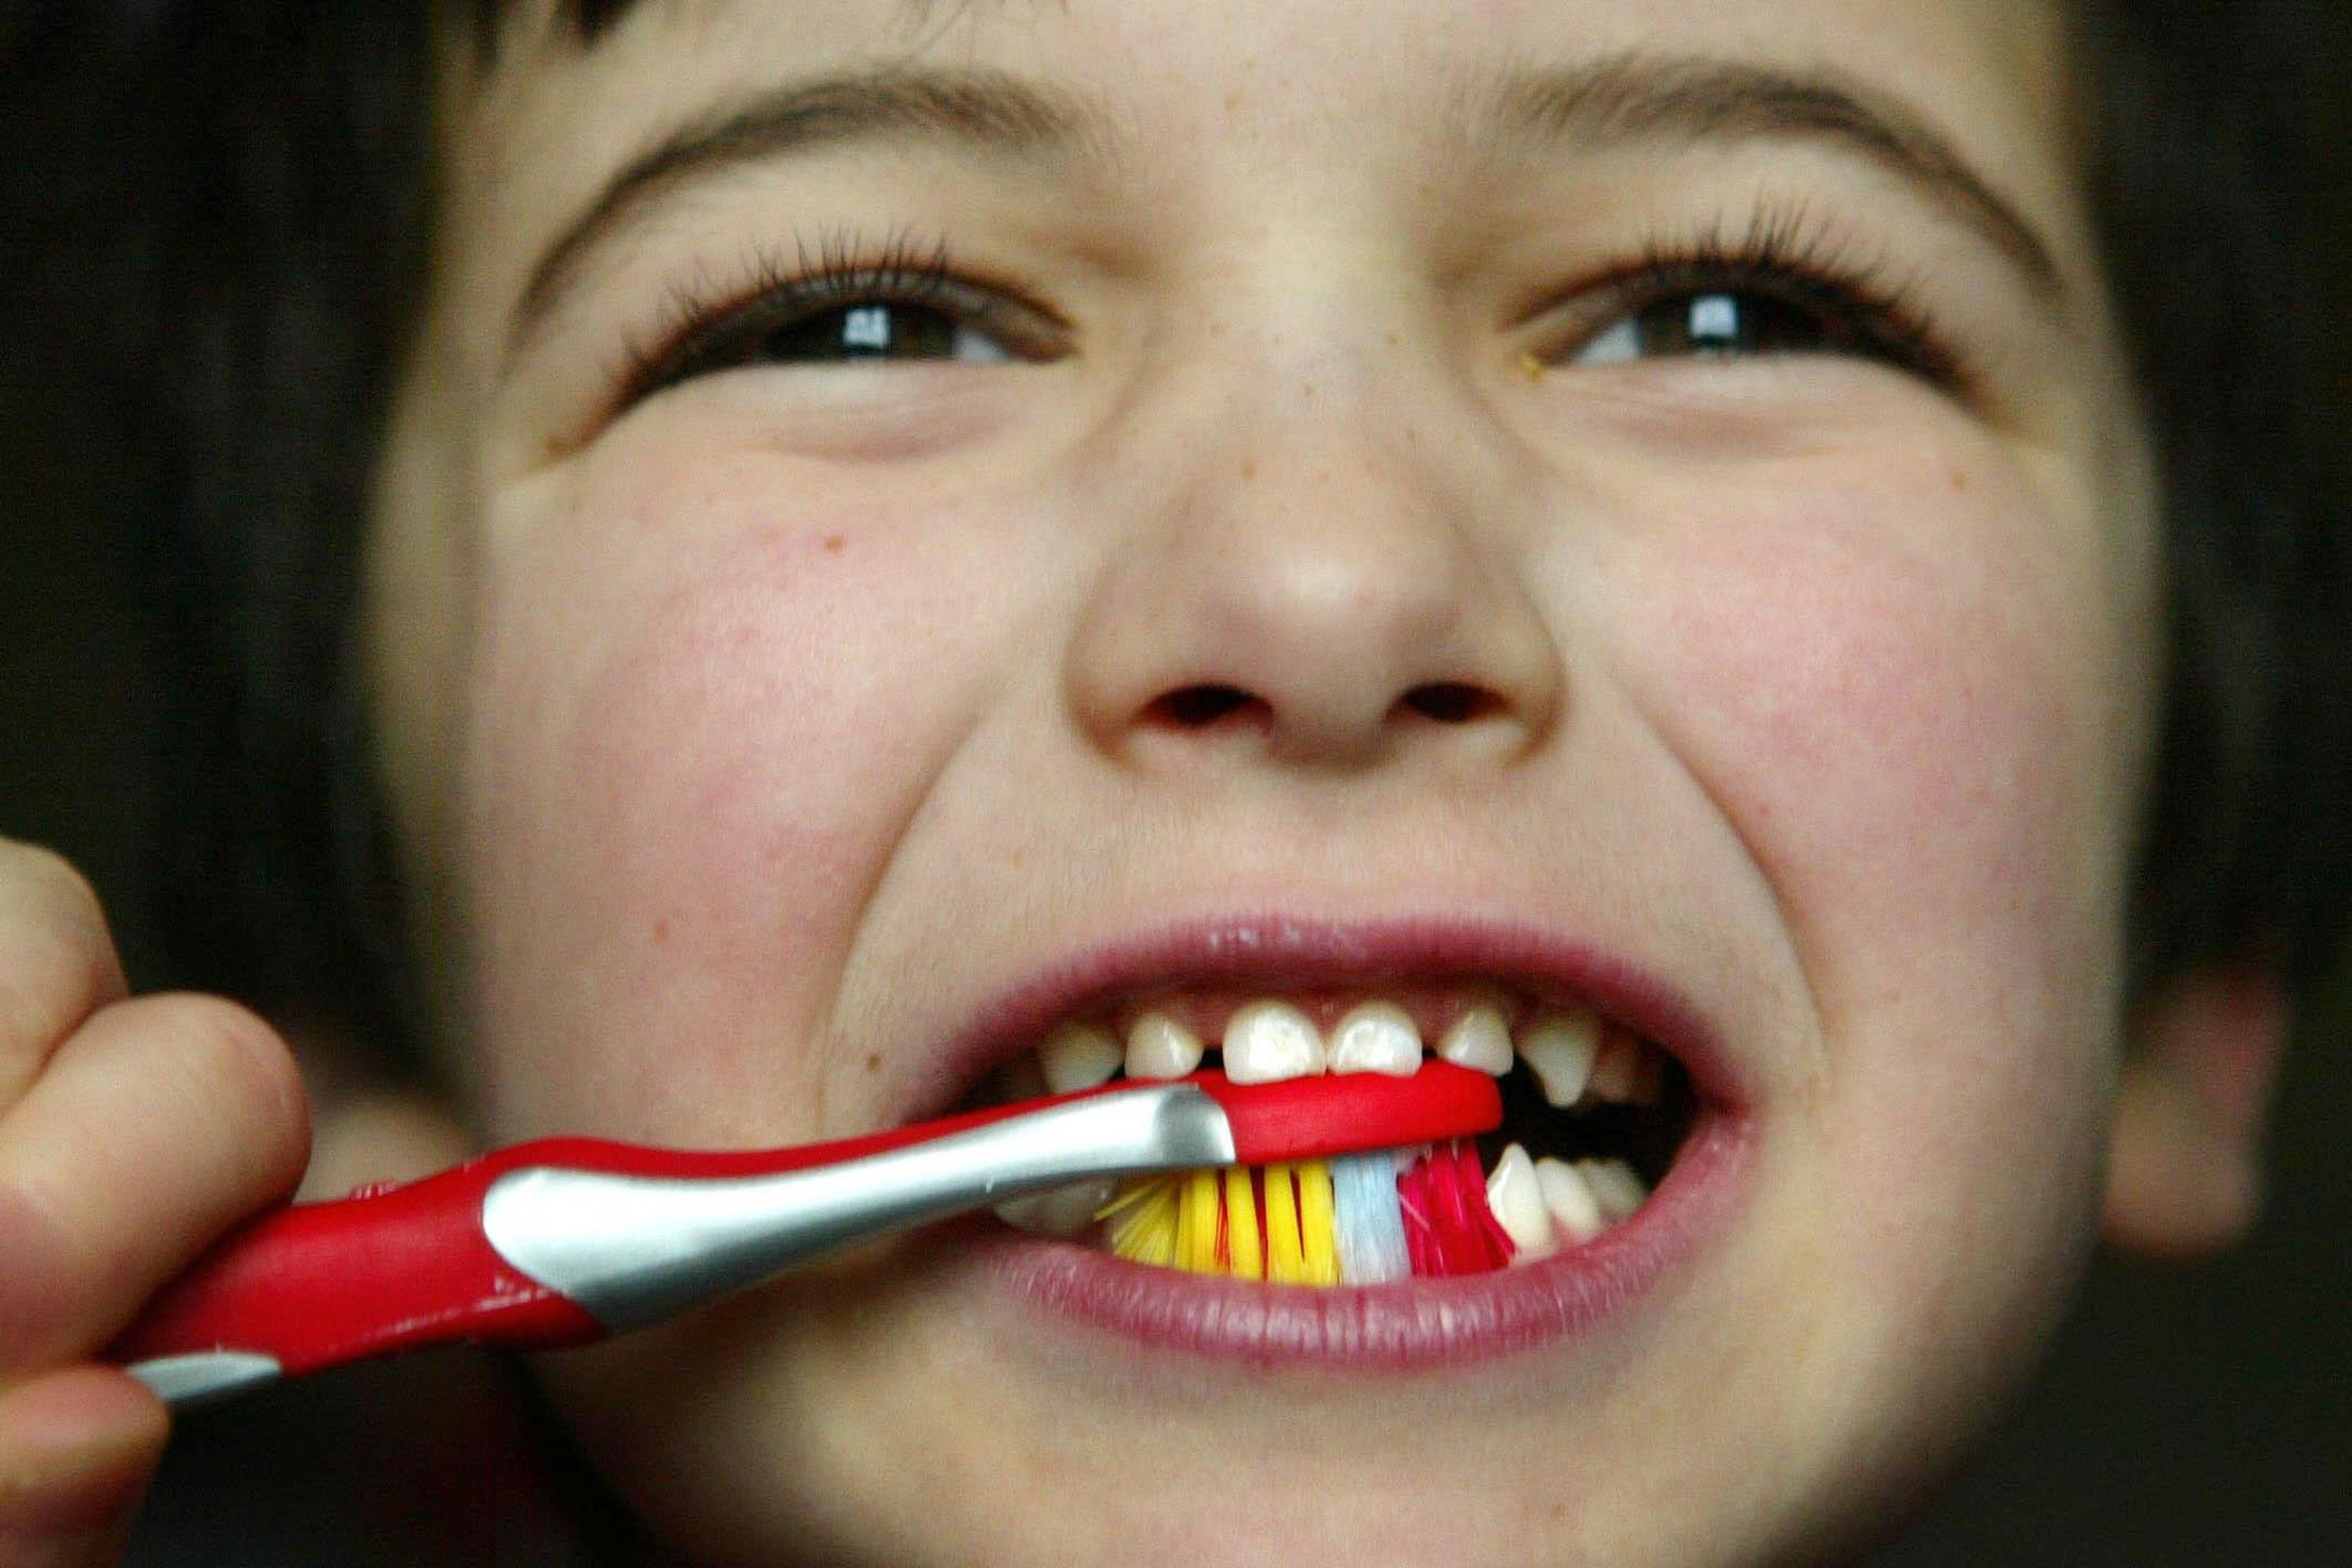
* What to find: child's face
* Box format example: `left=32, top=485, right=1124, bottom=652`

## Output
left=368, top=0, right=2157, bottom=1561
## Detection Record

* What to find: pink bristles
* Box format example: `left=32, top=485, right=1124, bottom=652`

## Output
left=1450, top=1142, right=1517, bottom=1272
left=1398, top=1141, right=1515, bottom=1277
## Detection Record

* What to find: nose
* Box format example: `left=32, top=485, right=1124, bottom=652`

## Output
left=1065, top=341, right=1564, bottom=774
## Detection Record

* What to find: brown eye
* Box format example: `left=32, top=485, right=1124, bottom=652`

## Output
left=750, top=302, right=1015, bottom=365
left=647, top=293, right=1020, bottom=394
left=1572, top=289, right=1889, bottom=366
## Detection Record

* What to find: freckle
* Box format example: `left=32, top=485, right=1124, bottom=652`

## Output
left=823, top=533, right=846, bottom=553
left=1240, top=457, right=1258, bottom=481
left=864, top=1052, right=882, bottom=1073
left=1949, top=467, right=1969, bottom=493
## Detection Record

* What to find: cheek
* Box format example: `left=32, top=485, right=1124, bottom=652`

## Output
left=1646, top=448, right=2127, bottom=1021
left=454, top=441, right=1023, bottom=1142
left=1623, top=441, right=2143, bottom=1475
left=1637, top=445, right=2134, bottom=1263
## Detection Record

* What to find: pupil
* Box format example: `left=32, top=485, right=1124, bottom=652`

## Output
left=1686, top=293, right=1741, bottom=350
left=840, top=305, right=893, bottom=354
left=824, top=303, right=959, bottom=360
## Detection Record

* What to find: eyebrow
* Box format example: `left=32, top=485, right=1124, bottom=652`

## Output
left=509, top=52, right=2065, bottom=364
left=508, top=67, right=1117, bottom=358
left=1466, top=55, right=2065, bottom=303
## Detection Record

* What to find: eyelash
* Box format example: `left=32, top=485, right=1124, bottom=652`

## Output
left=612, top=207, right=1965, bottom=415
left=1568, top=204, right=1965, bottom=389
left=615, top=227, right=1044, bottom=408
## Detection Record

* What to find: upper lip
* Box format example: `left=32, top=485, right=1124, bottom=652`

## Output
left=899, top=910, right=1744, bottom=1126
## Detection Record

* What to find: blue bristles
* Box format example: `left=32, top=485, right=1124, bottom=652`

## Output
left=1330, top=1152, right=1411, bottom=1285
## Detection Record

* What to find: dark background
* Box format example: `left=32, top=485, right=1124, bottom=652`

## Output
left=5, top=12, right=2346, bottom=1566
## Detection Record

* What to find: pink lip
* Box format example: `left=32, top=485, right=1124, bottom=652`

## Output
left=903, top=913, right=1756, bottom=1367
left=981, top=1108, right=1751, bottom=1368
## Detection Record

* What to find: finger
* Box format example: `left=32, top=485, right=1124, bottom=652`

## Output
left=0, top=1366, right=168, bottom=1568
left=0, top=993, right=310, bottom=1374
left=0, top=840, right=129, bottom=1109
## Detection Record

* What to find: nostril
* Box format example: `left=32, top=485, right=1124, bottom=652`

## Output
left=1146, top=684, right=1266, bottom=730
left=1399, top=682, right=1503, bottom=724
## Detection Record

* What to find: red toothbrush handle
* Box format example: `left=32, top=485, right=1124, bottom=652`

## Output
left=111, top=1065, right=1503, bottom=1380
left=107, top=1101, right=1127, bottom=1377
left=109, top=1155, right=604, bottom=1377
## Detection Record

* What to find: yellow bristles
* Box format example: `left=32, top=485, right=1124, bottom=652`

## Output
left=1223, top=1165, right=1264, bottom=1280
left=1179, top=1168, right=1221, bottom=1273
left=1265, top=1163, right=1305, bottom=1283
left=1100, top=1177, right=1178, bottom=1267
left=1297, top=1160, right=1339, bottom=1286
left=1102, top=1159, right=1342, bottom=1284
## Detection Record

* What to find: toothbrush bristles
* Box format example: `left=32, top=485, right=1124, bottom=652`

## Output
left=1331, top=1152, right=1410, bottom=1285
left=1100, top=1140, right=1507, bottom=1283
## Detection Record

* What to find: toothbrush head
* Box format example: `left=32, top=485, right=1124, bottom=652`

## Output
left=1200, top=1058, right=1501, bottom=1164
left=1097, top=1065, right=1512, bottom=1286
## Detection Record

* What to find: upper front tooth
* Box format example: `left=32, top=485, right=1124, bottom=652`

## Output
left=1517, top=1007, right=1601, bottom=1106
left=1435, top=1005, right=1513, bottom=1074
left=1223, top=1000, right=1327, bottom=1083
left=1038, top=1021, right=1123, bottom=1094
left=1327, top=1001, right=1421, bottom=1076
left=1124, top=1011, right=1204, bottom=1080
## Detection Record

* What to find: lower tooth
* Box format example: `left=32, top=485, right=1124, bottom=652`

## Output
left=1579, top=1157, right=1649, bottom=1221
left=1485, top=1143, right=1559, bottom=1262
left=994, top=1178, right=1118, bottom=1238
left=1534, top=1157, right=1607, bottom=1245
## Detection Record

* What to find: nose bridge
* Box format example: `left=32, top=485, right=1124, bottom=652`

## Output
left=1199, top=336, right=1478, bottom=675
left=1065, top=273, right=1563, bottom=771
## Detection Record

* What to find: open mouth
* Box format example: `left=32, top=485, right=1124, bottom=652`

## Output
left=954, top=984, right=1700, bottom=1284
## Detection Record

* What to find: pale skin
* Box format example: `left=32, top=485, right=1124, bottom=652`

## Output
left=0, top=1, right=2292, bottom=1563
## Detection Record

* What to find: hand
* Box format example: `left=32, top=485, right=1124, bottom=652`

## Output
left=0, top=838, right=308, bottom=1566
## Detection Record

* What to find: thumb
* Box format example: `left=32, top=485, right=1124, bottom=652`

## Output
left=0, top=1367, right=169, bottom=1568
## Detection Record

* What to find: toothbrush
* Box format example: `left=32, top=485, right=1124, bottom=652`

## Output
left=1098, top=1138, right=1517, bottom=1285
left=110, top=1062, right=1501, bottom=1409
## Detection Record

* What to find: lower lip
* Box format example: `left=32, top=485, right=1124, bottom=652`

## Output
left=978, top=1107, right=1753, bottom=1370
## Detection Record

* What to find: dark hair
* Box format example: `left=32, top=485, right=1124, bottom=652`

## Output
left=74, top=0, right=2352, bottom=1042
